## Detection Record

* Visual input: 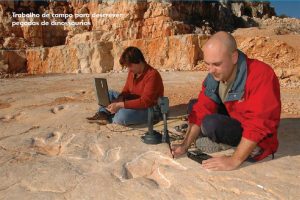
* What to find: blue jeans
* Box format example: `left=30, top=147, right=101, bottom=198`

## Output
left=98, top=90, right=148, bottom=126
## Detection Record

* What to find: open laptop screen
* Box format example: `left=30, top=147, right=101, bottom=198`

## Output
left=94, top=78, right=110, bottom=107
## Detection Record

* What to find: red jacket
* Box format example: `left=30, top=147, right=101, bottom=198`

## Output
left=120, top=64, right=164, bottom=109
left=188, top=51, right=281, bottom=161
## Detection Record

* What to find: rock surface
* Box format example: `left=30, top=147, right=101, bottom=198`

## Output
left=232, top=27, right=300, bottom=84
left=0, top=72, right=299, bottom=199
left=0, top=2, right=299, bottom=198
left=0, top=50, right=26, bottom=73
left=26, top=41, right=114, bottom=74
left=0, top=0, right=276, bottom=46
left=1, top=0, right=288, bottom=75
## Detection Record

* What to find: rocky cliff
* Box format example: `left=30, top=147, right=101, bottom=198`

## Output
left=2, top=0, right=299, bottom=81
left=0, top=0, right=276, bottom=48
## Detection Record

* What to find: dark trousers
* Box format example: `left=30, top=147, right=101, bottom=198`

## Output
left=188, top=99, right=243, bottom=147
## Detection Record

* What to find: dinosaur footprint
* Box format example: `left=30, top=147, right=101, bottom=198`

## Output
left=123, top=151, right=187, bottom=188
left=0, top=111, right=26, bottom=122
left=103, top=147, right=121, bottom=163
left=51, top=105, right=69, bottom=114
left=88, top=143, right=104, bottom=161
left=31, top=131, right=75, bottom=156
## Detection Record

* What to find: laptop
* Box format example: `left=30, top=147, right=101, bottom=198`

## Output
left=94, top=78, right=110, bottom=107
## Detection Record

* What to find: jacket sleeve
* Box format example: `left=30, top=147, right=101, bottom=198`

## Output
left=188, top=81, right=219, bottom=126
left=124, top=72, right=163, bottom=109
left=241, top=70, right=281, bottom=143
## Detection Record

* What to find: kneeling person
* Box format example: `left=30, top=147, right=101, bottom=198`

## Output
left=172, top=32, right=281, bottom=171
left=87, top=46, right=164, bottom=126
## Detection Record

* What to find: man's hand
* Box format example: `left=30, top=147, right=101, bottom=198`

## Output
left=202, top=137, right=257, bottom=171
left=171, top=144, right=188, bottom=158
left=106, top=102, right=124, bottom=114
left=202, top=156, right=242, bottom=171
left=171, top=123, right=201, bottom=158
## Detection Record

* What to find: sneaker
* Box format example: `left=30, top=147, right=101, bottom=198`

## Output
left=195, top=137, right=232, bottom=153
left=86, top=112, right=109, bottom=125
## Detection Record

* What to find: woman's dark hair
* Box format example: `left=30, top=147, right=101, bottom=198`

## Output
left=119, top=46, right=146, bottom=66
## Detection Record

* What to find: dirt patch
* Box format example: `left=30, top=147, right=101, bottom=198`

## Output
left=0, top=102, right=11, bottom=109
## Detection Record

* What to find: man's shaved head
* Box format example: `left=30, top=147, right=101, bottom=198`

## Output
left=202, top=31, right=239, bottom=82
left=203, top=31, right=237, bottom=55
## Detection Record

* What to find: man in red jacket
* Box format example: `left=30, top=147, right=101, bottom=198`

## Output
left=171, top=32, right=281, bottom=171
left=87, top=46, right=164, bottom=126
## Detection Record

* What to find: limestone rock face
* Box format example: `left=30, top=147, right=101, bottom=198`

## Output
left=26, top=41, right=114, bottom=74
left=0, top=0, right=295, bottom=76
left=26, top=34, right=207, bottom=74
left=114, top=34, right=208, bottom=71
left=0, top=0, right=276, bottom=47
left=263, top=17, right=300, bottom=35
left=0, top=50, right=26, bottom=73
left=235, top=35, right=300, bottom=82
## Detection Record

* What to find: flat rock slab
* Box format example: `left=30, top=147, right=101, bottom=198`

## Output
left=0, top=72, right=300, bottom=199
